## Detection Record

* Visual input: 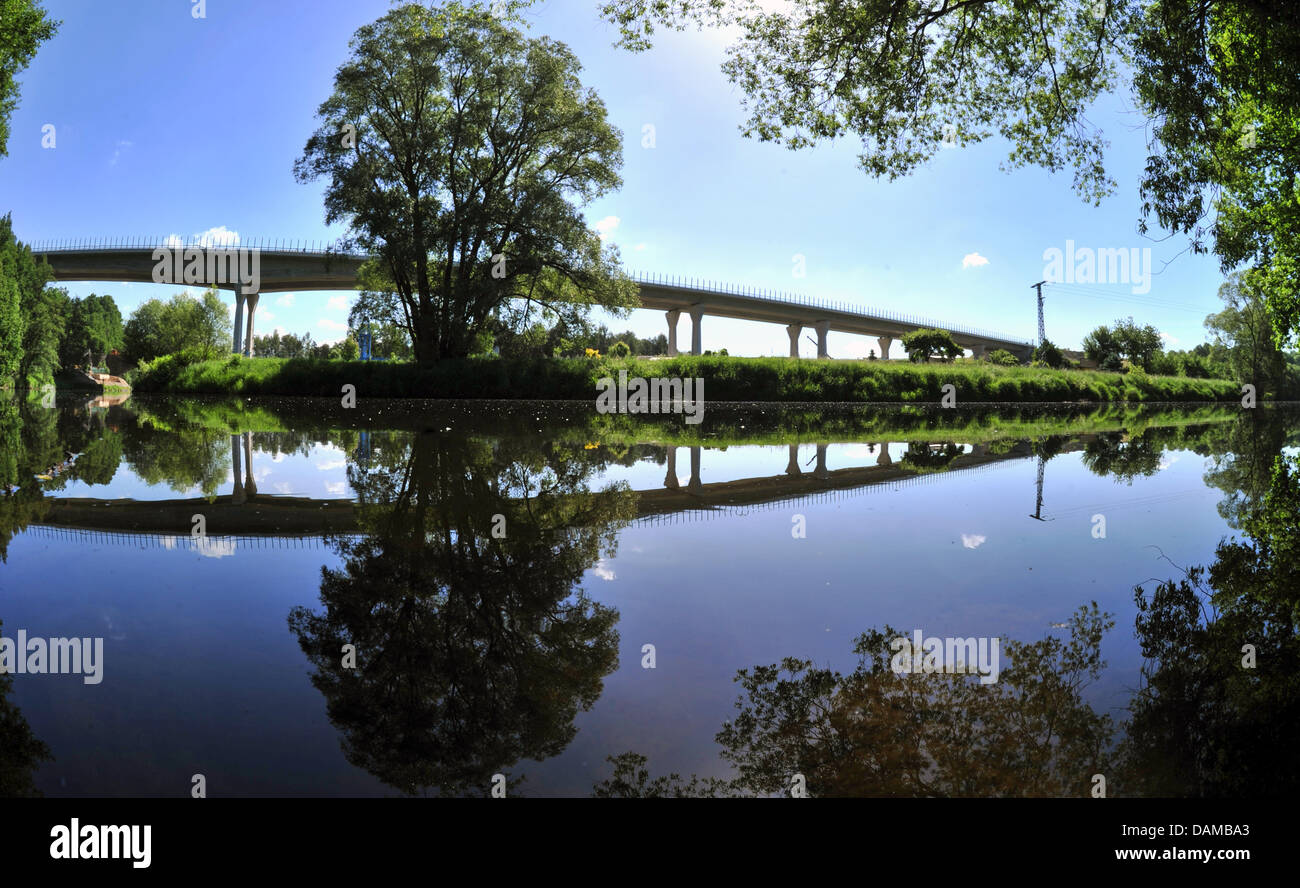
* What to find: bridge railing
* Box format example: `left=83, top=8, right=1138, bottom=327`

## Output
left=626, top=270, right=1032, bottom=345
left=29, top=237, right=372, bottom=259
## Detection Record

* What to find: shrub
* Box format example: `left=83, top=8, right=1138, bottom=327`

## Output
left=984, top=349, right=1019, bottom=366
left=609, top=340, right=631, bottom=358
left=1033, top=339, right=1065, bottom=369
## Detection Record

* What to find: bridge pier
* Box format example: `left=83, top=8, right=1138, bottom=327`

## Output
left=786, top=443, right=801, bottom=476
left=232, top=290, right=246, bottom=354
left=877, top=443, right=893, bottom=467
left=231, top=434, right=245, bottom=504
left=688, top=445, right=702, bottom=492
left=815, top=321, right=830, bottom=359
left=689, top=308, right=703, bottom=356
left=786, top=324, right=802, bottom=358
left=877, top=335, right=892, bottom=361
left=666, top=310, right=680, bottom=357
left=664, top=446, right=679, bottom=489
left=243, top=293, right=260, bottom=357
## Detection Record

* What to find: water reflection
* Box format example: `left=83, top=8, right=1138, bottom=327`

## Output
left=2, top=396, right=1298, bottom=797
left=287, top=430, right=636, bottom=796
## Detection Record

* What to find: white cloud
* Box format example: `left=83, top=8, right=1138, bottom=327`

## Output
left=594, top=216, right=620, bottom=239
left=326, top=295, right=350, bottom=311
left=259, top=310, right=275, bottom=322
left=195, top=226, right=240, bottom=247
left=1159, top=331, right=1180, bottom=345
left=275, top=293, right=296, bottom=307
left=109, top=140, right=132, bottom=166
left=163, top=227, right=241, bottom=248
left=961, top=533, right=987, bottom=549
left=961, top=252, right=989, bottom=269
left=634, top=243, right=647, bottom=251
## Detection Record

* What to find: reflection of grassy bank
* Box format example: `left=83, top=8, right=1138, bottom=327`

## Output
left=132, top=354, right=1243, bottom=402
left=122, top=395, right=1244, bottom=448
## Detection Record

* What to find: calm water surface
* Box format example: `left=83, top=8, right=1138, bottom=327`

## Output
left=1, top=397, right=1296, bottom=797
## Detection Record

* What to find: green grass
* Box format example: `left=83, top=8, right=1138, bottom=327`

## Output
left=131, top=353, right=1245, bottom=403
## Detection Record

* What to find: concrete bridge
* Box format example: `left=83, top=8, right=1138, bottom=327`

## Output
left=32, top=240, right=1035, bottom=360
left=24, top=435, right=1048, bottom=544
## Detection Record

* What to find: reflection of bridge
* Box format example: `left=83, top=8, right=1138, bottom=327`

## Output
left=24, top=436, right=1046, bottom=546
left=33, top=242, right=1034, bottom=360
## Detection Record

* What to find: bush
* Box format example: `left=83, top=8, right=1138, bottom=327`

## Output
left=1099, top=353, right=1125, bottom=373
left=1033, top=339, right=1065, bottom=369
left=609, top=340, right=631, bottom=358
left=984, top=349, right=1019, bottom=366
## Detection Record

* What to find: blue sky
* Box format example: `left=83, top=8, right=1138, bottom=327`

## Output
left=0, top=0, right=1230, bottom=355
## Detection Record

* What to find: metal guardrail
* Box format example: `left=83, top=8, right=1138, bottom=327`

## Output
left=626, top=270, right=1031, bottom=345
left=29, top=240, right=1033, bottom=345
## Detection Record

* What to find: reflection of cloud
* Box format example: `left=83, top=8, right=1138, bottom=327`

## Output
left=316, top=459, right=346, bottom=471
left=1158, top=455, right=1179, bottom=471
left=271, top=453, right=285, bottom=463
left=961, top=534, right=987, bottom=549
left=196, top=536, right=237, bottom=558
left=592, top=560, right=616, bottom=581
left=962, top=252, right=989, bottom=268
left=273, top=482, right=293, bottom=494
left=324, top=481, right=348, bottom=495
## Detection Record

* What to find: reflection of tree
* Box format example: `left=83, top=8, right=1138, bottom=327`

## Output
left=1120, top=451, right=1300, bottom=797
left=596, top=605, right=1115, bottom=797
left=0, top=621, right=52, bottom=796
left=898, top=442, right=962, bottom=474
left=288, top=431, right=636, bottom=796
left=121, top=418, right=229, bottom=496
left=1080, top=431, right=1163, bottom=484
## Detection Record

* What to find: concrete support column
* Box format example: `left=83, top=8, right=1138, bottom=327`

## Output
left=815, top=443, right=829, bottom=479
left=786, top=443, right=801, bottom=476
left=689, top=308, right=704, bottom=356
left=970, top=343, right=987, bottom=360
left=786, top=324, right=802, bottom=358
left=242, top=432, right=257, bottom=498
left=232, top=290, right=246, bottom=354
left=688, top=445, right=702, bottom=492
left=815, top=321, right=830, bottom=359
left=664, top=446, right=679, bottom=489
left=243, top=292, right=260, bottom=357
left=666, top=310, right=680, bottom=357
left=231, top=434, right=245, bottom=504
left=876, top=336, right=892, bottom=361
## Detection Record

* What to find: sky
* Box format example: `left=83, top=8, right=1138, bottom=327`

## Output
left=0, top=0, right=1232, bottom=356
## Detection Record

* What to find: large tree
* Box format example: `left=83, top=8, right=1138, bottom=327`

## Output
left=122, top=289, right=231, bottom=364
left=595, top=0, right=1300, bottom=346
left=294, top=1, right=637, bottom=363
left=60, top=292, right=123, bottom=368
left=1205, top=271, right=1285, bottom=393
left=0, top=0, right=58, bottom=157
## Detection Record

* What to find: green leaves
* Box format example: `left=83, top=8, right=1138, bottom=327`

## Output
left=296, top=2, right=632, bottom=361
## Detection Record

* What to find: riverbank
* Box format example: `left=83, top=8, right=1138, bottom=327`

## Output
left=130, top=354, right=1245, bottom=403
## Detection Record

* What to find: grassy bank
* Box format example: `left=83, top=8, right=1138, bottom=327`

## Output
left=130, top=353, right=1245, bottom=403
